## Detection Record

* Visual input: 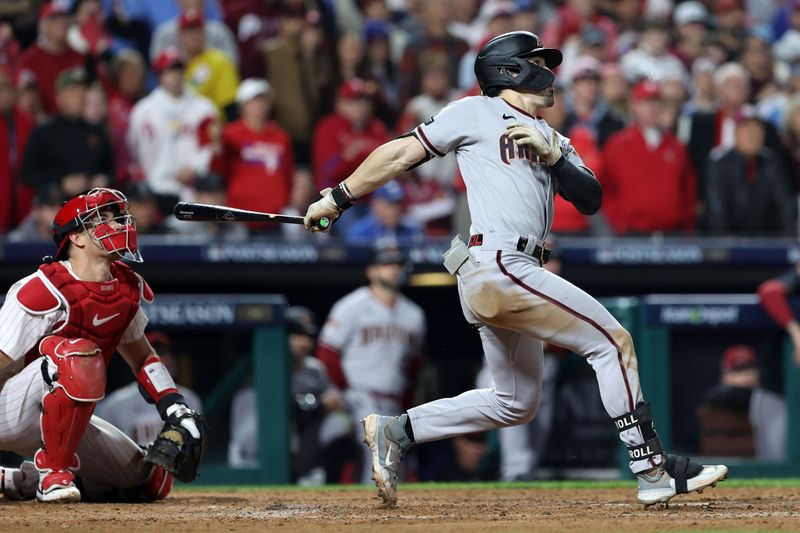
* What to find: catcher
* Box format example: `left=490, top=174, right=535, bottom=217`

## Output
left=0, top=188, right=205, bottom=503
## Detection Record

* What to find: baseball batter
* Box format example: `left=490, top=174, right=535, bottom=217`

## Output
left=304, top=32, right=728, bottom=507
left=0, top=188, right=204, bottom=503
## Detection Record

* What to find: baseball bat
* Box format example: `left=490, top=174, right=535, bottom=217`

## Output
left=173, top=202, right=331, bottom=230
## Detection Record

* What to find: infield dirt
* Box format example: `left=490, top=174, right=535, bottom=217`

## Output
left=1, top=486, right=798, bottom=532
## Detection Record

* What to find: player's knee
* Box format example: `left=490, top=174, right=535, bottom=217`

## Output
left=40, top=336, right=106, bottom=402
left=612, top=328, right=635, bottom=358
left=495, top=390, right=540, bottom=425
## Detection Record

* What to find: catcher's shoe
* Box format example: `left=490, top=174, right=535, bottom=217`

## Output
left=637, top=455, right=728, bottom=507
left=37, top=470, right=81, bottom=503
left=362, top=414, right=413, bottom=506
left=1, top=461, right=38, bottom=500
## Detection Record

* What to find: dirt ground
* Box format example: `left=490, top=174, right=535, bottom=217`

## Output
left=1, top=485, right=798, bottom=532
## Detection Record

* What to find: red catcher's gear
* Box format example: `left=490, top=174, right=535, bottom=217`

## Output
left=35, top=387, right=92, bottom=490
left=143, top=465, right=173, bottom=500
left=51, top=187, right=141, bottom=262
left=18, top=261, right=148, bottom=366
left=39, top=336, right=106, bottom=401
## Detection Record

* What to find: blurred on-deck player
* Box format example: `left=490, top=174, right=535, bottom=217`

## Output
left=316, top=243, right=426, bottom=483
left=304, top=31, right=728, bottom=506
left=95, top=330, right=203, bottom=447
left=0, top=188, right=204, bottom=503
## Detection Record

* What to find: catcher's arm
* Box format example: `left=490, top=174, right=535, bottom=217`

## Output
left=118, top=335, right=206, bottom=482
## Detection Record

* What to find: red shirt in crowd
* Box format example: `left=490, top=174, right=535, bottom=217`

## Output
left=222, top=119, right=294, bottom=218
left=106, top=88, right=136, bottom=182
left=552, top=126, right=603, bottom=234
left=16, top=44, right=84, bottom=116
left=601, top=126, right=696, bottom=234
left=0, top=108, right=34, bottom=232
left=312, top=113, right=389, bottom=190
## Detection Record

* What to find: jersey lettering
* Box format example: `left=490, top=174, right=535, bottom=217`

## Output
left=499, top=134, right=541, bottom=165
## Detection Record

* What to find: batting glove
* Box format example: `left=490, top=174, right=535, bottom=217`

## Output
left=304, top=188, right=340, bottom=232
left=506, top=122, right=562, bottom=166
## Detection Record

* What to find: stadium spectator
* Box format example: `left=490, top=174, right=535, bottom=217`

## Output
left=316, top=242, right=426, bottom=483
left=281, top=166, right=319, bottom=241
left=681, top=58, right=717, bottom=117
left=671, top=1, right=710, bottom=69
left=773, top=1, right=800, bottom=64
left=178, top=9, right=239, bottom=119
left=705, top=115, right=795, bottom=235
left=127, top=47, right=218, bottom=215
left=600, top=62, right=629, bottom=121
left=397, top=51, right=458, bottom=187
left=0, top=67, right=34, bottom=233
left=713, top=0, right=748, bottom=60
left=7, top=185, right=62, bottom=242
left=601, top=80, right=696, bottom=235
left=397, top=0, right=468, bottom=105
left=66, top=0, right=111, bottom=57
left=336, top=32, right=365, bottom=84
left=687, top=62, right=787, bottom=208
left=221, top=78, right=294, bottom=230
left=96, top=331, right=202, bottom=447
left=150, top=0, right=238, bottom=67
left=312, top=78, right=389, bottom=191
left=21, top=68, right=113, bottom=197
left=106, top=49, right=146, bottom=181
left=541, top=0, right=618, bottom=58
left=82, top=81, right=107, bottom=126
left=562, top=56, right=624, bottom=149
left=782, top=95, right=800, bottom=188
left=512, top=0, right=540, bottom=36
left=574, top=25, right=607, bottom=65
left=740, top=30, right=784, bottom=126
left=455, top=2, right=514, bottom=90
left=345, top=181, right=423, bottom=244
left=223, top=0, right=281, bottom=79
left=229, top=307, right=355, bottom=484
left=0, top=22, right=22, bottom=75
left=620, top=19, right=687, bottom=85
left=16, top=2, right=85, bottom=116
left=359, top=19, right=400, bottom=124
left=701, top=345, right=758, bottom=414
left=15, top=69, right=45, bottom=123
left=264, top=3, right=334, bottom=162
left=121, top=181, right=165, bottom=235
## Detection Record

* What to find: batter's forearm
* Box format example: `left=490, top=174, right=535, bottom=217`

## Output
left=342, top=137, right=428, bottom=199
left=552, top=157, right=602, bottom=215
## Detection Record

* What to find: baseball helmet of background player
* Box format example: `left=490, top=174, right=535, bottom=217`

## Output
left=369, top=239, right=406, bottom=266
left=285, top=306, right=319, bottom=338
left=51, top=187, right=142, bottom=262
left=474, top=31, right=563, bottom=96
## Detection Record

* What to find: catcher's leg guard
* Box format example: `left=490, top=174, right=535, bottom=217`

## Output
left=143, top=465, right=173, bottom=501
left=35, top=336, right=106, bottom=503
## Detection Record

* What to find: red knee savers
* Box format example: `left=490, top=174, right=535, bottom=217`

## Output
left=39, top=335, right=106, bottom=402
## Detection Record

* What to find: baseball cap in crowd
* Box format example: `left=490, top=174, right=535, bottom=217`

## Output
left=55, top=68, right=88, bottom=92
left=34, top=185, right=64, bottom=208
left=515, top=0, right=538, bottom=13
left=571, top=56, right=601, bottom=80
left=121, top=181, right=154, bottom=203
left=337, top=78, right=371, bottom=100
left=720, top=345, right=757, bottom=372
left=179, top=9, right=204, bottom=30
left=153, top=47, right=185, bottom=73
left=714, top=0, right=743, bottom=15
left=236, top=78, right=272, bottom=105
left=373, top=181, right=405, bottom=203
left=39, top=1, right=70, bottom=20
left=369, top=239, right=406, bottom=265
left=631, top=79, right=661, bottom=101
left=285, top=306, right=318, bottom=337
left=363, top=19, right=390, bottom=43
left=195, top=173, right=226, bottom=193
left=146, top=330, right=172, bottom=351
left=691, top=57, right=717, bottom=76
left=673, top=1, right=708, bottom=26
left=581, top=25, right=606, bottom=47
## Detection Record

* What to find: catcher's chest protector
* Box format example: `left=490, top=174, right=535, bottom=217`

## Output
left=36, top=262, right=142, bottom=364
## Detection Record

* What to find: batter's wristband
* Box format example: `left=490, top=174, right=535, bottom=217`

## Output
left=331, top=183, right=357, bottom=211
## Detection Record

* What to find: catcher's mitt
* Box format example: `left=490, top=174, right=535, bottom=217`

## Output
left=144, top=404, right=207, bottom=483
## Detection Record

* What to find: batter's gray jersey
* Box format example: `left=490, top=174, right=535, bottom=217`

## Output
left=318, top=287, right=425, bottom=397
left=413, top=96, right=595, bottom=240
left=95, top=382, right=203, bottom=446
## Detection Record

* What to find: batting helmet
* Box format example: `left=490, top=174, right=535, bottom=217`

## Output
left=474, top=31, right=562, bottom=96
left=285, top=306, right=319, bottom=337
left=51, top=187, right=141, bottom=262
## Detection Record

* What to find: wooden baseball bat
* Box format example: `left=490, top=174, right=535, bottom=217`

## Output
left=173, top=202, right=331, bottom=230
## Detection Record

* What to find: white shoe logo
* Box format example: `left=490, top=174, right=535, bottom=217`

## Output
left=92, top=313, right=120, bottom=327
left=384, top=446, right=395, bottom=467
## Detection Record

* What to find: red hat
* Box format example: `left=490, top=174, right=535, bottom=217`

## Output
left=39, top=1, right=70, bottom=20
left=153, top=47, right=185, bottom=73
left=715, top=0, right=743, bottom=14
left=631, top=79, right=661, bottom=101
left=337, top=78, right=371, bottom=100
left=179, top=9, right=204, bottom=29
left=721, top=345, right=757, bottom=372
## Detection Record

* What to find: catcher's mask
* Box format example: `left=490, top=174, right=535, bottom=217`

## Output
left=52, top=187, right=142, bottom=263
left=474, top=31, right=562, bottom=96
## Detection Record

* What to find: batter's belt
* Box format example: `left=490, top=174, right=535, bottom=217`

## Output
left=468, top=233, right=551, bottom=264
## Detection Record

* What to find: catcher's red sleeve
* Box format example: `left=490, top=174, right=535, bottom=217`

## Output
left=758, top=279, right=795, bottom=328
left=316, top=343, right=348, bottom=389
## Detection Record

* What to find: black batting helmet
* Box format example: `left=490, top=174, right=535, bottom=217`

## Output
left=474, top=31, right=562, bottom=96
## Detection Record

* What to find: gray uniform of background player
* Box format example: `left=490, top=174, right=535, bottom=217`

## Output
left=406, top=95, right=659, bottom=474
left=318, top=286, right=426, bottom=482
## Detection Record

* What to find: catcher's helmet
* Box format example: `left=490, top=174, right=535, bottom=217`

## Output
left=52, top=187, right=142, bottom=262
left=474, top=31, right=562, bottom=96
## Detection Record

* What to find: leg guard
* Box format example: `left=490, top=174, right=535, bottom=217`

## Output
left=39, top=335, right=106, bottom=401
left=613, top=401, right=663, bottom=463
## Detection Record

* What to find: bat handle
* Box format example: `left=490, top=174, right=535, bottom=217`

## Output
left=317, top=217, right=331, bottom=230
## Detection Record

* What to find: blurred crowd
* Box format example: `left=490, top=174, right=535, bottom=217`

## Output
left=2, top=0, right=800, bottom=242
